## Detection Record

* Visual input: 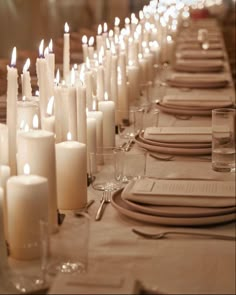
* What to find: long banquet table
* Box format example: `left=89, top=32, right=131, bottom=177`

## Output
left=1, top=18, right=236, bottom=295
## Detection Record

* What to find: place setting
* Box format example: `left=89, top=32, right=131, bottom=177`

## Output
left=135, top=126, right=212, bottom=155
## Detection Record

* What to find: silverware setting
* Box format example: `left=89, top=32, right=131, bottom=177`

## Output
left=132, top=228, right=236, bottom=241
left=95, top=191, right=111, bottom=221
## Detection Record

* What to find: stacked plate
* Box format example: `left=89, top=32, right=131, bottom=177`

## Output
left=176, top=49, right=225, bottom=60
left=135, top=127, right=212, bottom=155
left=174, top=59, right=224, bottom=73
left=111, top=178, right=236, bottom=226
left=158, top=94, right=233, bottom=116
left=167, top=73, right=229, bottom=89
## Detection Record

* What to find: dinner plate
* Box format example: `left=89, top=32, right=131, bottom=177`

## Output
left=135, top=135, right=212, bottom=155
left=138, top=132, right=211, bottom=149
left=111, top=190, right=236, bottom=226
left=121, top=181, right=236, bottom=218
left=157, top=104, right=212, bottom=116
left=167, top=79, right=229, bottom=89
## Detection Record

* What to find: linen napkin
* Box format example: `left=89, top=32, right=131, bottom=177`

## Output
left=121, top=178, right=236, bottom=208
left=176, top=50, right=224, bottom=60
left=143, top=127, right=212, bottom=143
left=174, top=59, right=224, bottom=72
left=162, top=94, right=233, bottom=109
left=167, top=73, right=229, bottom=88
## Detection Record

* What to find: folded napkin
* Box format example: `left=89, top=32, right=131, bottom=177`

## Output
left=121, top=178, right=236, bottom=208
left=143, top=127, right=212, bottom=143
left=162, top=94, right=233, bottom=108
left=176, top=50, right=224, bottom=60
left=174, top=59, right=224, bottom=72
left=177, top=43, right=223, bottom=50
left=167, top=73, right=229, bottom=88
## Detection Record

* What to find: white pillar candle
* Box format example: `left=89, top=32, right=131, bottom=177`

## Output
left=16, top=100, right=40, bottom=130
left=97, top=57, right=105, bottom=102
left=85, top=68, right=93, bottom=111
left=110, top=50, right=118, bottom=108
left=82, top=35, right=88, bottom=63
left=36, top=40, right=54, bottom=120
left=76, top=83, right=87, bottom=144
left=138, top=54, right=148, bottom=85
left=54, top=83, right=77, bottom=142
left=0, top=188, right=8, bottom=270
left=88, top=37, right=95, bottom=60
left=21, top=58, right=32, bottom=99
left=6, top=47, right=18, bottom=176
left=17, top=130, right=58, bottom=233
left=63, top=22, right=70, bottom=83
left=56, top=138, right=87, bottom=210
left=86, top=117, right=97, bottom=172
left=0, top=165, right=10, bottom=243
left=127, top=61, right=140, bottom=103
left=45, top=39, right=55, bottom=86
left=7, top=171, right=49, bottom=260
left=87, top=107, right=103, bottom=151
left=96, top=25, right=103, bottom=55
left=0, top=124, right=8, bottom=165
left=117, top=67, right=129, bottom=115
left=98, top=93, right=115, bottom=147
left=143, top=49, right=154, bottom=82
left=104, top=48, right=111, bottom=97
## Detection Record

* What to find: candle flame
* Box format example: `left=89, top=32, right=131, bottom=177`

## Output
left=98, top=24, right=102, bottom=35
left=73, top=63, right=78, bottom=70
left=47, top=96, right=54, bottom=116
left=24, top=163, right=31, bottom=175
left=39, top=39, right=44, bottom=57
left=67, top=132, right=72, bottom=141
left=79, top=66, right=85, bottom=84
left=33, top=114, right=39, bottom=129
left=23, top=58, right=30, bottom=73
left=24, top=123, right=30, bottom=132
left=139, top=10, right=144, bottom=20
left=49, top=39, right=53, bottom=53
left=64, top=22, right=69, bottom=33
left=82, top=35, right=88, bottom=44
left=142, top=41, right=147, bottom=48
left=128, top=60, right=133, bottom=67
left=35, top=90, right=39, bottom=96
left=103, top=22, right=108, bottom=33
left=11, top=47, right=17, bottom=67
left=104, top=92, right=108, bottom=101
left=22, top=95, right=26, bottom=101
left=167, top=35, right=172, bottom=42
left=114, top=17, right=120, bottom=27
left=70, top=67, right=75, bottom=86
left=88, top=36, right=94, bottom=46
left=125, top=17, right=130, bottom=25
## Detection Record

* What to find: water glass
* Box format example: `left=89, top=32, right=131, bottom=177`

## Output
left=48, top=213, right=90, bottom=275
left=122, top=149, right=147, bottom=183
left=212, top=108, right=235, bottom=172
left=117, top=108, right=143, bottom=140
left=89, top=147, right=124, bottom=191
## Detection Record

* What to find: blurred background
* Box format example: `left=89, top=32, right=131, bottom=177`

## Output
left=0, top=0, right=150, bottom=58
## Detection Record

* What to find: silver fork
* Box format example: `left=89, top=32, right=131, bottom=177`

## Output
left=132, top=229, right=235, bottom=241
left=95, top=191, right=111, bottom=221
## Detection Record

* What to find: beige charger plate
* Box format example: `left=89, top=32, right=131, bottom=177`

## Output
left=111, top=190, right=236, bottom=227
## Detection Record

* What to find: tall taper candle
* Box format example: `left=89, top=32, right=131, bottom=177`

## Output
left=63, top=22, right=70, bottom=83
left=7, top=47, right=18, bottom=175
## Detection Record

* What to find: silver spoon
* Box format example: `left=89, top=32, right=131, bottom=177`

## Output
left=132, top=228, right=235, bottom=241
